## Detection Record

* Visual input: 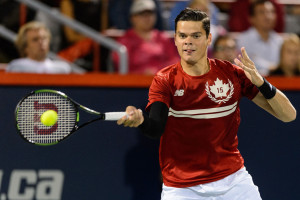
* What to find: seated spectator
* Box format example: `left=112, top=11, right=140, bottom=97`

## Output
left=285, top=4, right=300, bottom=35
left=112, top=0, right=179, bottom=75
left=59, top=0, right=109, bottom=71
left=270, top=34, right=300, bottom=77
left=213, top=34, right=238, bottom=63
left=108, top=0, right=164, bottom=30
left=6, top=21, right=72, bottom=74
left=228, top=0, right=284, bottom=32
left=237, top=0, right=283, bottom=76
left=0, top=0, right=36, bottom=63
left=60, top=0, right=103, bottom=44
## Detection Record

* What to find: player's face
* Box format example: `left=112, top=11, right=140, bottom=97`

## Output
left=174, top=21, right=211, bottom=66
left=25, top=28, right=50, bottom=61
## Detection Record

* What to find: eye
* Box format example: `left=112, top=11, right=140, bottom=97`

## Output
left=32, top=37, right=39, bottom=42
left=178, top=33, right=186, bottom=39
left=192, top=34, right=201, bottom=39
left=41, top=36, right=48, bottom=41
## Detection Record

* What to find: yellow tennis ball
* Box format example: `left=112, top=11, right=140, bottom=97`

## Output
left=40, top=110, right=58, bottom=126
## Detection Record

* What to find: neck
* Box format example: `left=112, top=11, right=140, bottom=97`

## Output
left=27, top=56, right=46, bottom=62
left=182, top=59, right=210, bottom=76
left=256, top=28, right=270, bottom=41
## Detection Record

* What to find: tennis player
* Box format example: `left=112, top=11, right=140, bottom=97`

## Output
left=117, top=8, right=296, bottom=200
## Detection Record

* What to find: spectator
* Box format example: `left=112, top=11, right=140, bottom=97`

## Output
left=6, top=21, right=72, bottom=74
left=285, top=4, right=300, bottom=34
left=112, top=0, right=179, bottom=75
left=60, top=0, right=103, bottom=44
left=0, top=0, right=36, bottom=63
left=270, top=34, right=300, bottom=76
left=59, top=0, right=109, bottom=71
left=228, top=0, right=285, bottom=33
left=213, top=34, right=238, bottom=63
left=108, top=0, right=164, bottom=30
left=237, top=0, right=283, bottom=76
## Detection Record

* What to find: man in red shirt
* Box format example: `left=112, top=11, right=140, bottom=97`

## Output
left=118, top=8, right=296, bottom=200
left=228, top=0, right=285, bottom=33
left=112, top=0, right=179, bottom=74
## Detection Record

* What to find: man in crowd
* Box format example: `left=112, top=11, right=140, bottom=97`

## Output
left=237, top=0, right=283, bottom=76
left=6, top=21, right=72, bottom=74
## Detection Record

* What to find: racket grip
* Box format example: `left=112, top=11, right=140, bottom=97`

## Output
left=105, top=112, right=127, bottom=120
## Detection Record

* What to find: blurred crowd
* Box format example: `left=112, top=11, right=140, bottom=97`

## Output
left=0, top=0, right=300, bottom=77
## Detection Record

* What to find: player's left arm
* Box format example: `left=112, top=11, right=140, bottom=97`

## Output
left=234, top=47, right=297, bottom=122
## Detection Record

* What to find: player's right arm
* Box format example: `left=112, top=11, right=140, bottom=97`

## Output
left=117, top=101, right=169, bottom=139
left=117, top=67, right=173, bottom=138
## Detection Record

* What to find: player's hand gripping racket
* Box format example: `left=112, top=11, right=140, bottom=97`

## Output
left=15, top=89, right=126, bottom=145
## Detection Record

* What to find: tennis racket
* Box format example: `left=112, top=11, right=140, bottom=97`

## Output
left=15, top=89, right=126, bottom=146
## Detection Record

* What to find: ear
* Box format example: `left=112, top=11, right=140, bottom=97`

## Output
left=130, top=15, right=135, bottom=25
left=207, top=33, right=212, bottom=46
left=249, top=16, right=255, bottom=26
left=174, top=33, right=177, bottom=46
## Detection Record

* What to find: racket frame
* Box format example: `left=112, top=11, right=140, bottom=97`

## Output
left=15, top=89, right=106, bottom=145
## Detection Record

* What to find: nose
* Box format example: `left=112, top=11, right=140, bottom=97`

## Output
left=184, top=39, right=192, bottom=46
left=184, top=36, right=192, bottom=45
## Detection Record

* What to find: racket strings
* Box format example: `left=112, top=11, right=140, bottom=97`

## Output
left=17, top=92, right=77, bottom=144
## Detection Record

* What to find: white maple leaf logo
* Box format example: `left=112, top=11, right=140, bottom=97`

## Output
left=205, top=78, right=234, bottom=104
left=209, top=78, right=230, bottom=98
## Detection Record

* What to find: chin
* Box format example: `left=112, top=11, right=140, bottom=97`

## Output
left=36, top=55, right=47, bottom=61
left=185, top=59, right=197, bottom=65
left=184, top=57, right=197, bottom=65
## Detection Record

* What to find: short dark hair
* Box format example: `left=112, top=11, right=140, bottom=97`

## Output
left=175, top=8, right=210, bottom=38
left=249, top=0, right=273, bottom=16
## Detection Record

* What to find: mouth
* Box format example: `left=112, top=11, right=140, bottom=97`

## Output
left=183, top=49, right=195, bottom=54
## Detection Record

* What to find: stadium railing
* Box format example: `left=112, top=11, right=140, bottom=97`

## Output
left=0, top=0, right=129, bottom=74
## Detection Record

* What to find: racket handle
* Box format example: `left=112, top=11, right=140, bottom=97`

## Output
left=105, top=112, right=127, bottom=120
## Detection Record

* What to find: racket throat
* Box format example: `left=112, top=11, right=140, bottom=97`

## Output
left=76, top=116, right=104, bottom=131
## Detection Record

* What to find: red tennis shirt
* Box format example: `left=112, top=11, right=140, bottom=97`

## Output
left=146, top=58, right=259, bottom=188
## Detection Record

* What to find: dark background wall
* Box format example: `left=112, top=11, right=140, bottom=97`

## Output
left=0, top=86, right=299, bottom=200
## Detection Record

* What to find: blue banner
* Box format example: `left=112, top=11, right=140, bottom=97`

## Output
left=0, top=87, right=299, bottom=200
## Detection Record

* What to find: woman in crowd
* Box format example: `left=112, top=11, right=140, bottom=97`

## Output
left=270, top=34, right=300, bottom=76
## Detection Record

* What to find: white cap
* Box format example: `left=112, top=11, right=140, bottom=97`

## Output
left=130, top=0, right=156, bottom=15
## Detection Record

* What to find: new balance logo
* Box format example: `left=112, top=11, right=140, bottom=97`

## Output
left=174, top=89, right=184, bottom=96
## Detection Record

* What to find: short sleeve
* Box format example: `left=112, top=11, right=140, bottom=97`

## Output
left=146, top=74, right=172, bottom=111
left=234, top=65, right=259, bottom=100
